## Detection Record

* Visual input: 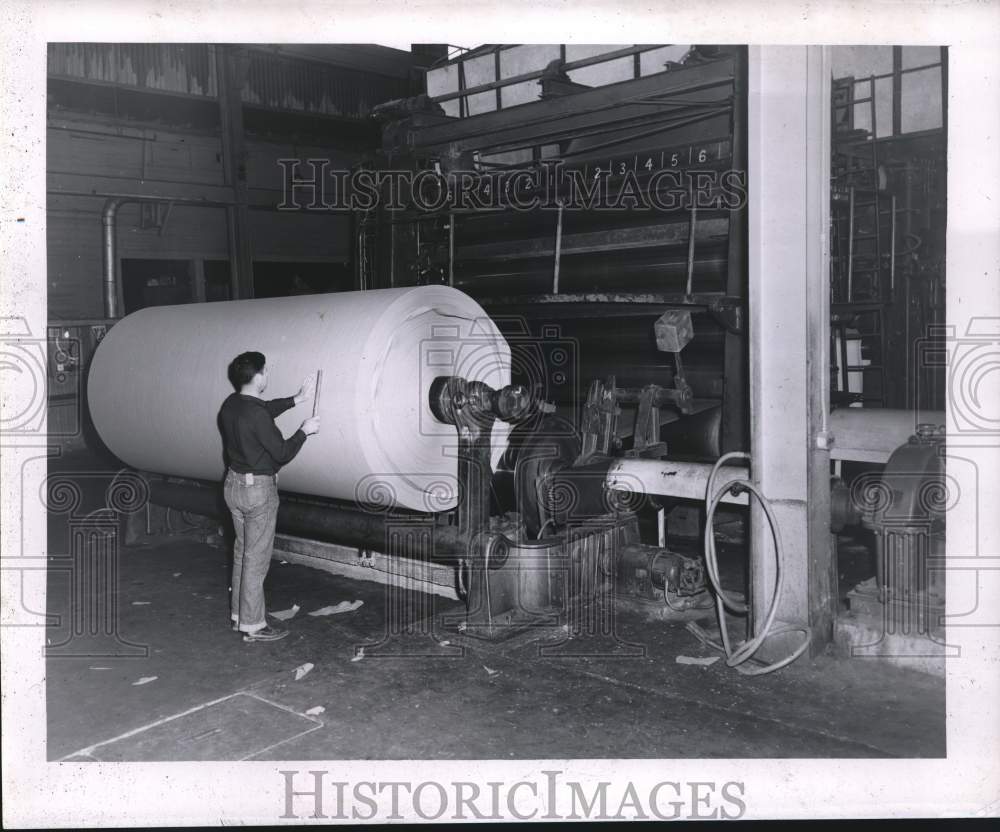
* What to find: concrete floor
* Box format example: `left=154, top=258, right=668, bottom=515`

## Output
left=45, top=460, right=945, bottom=761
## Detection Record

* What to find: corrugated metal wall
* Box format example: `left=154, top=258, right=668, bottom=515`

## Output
left=242, top=50, right=412, bottom=117
left=48, top=44, right=414, bottom=118
left=48, top=44, right=218, bottom=97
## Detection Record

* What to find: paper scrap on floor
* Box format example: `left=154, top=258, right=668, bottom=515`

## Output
left=132, top=676, right=158, bottom=686
left=271, top=604, right=300, bottom=621
left=675, top=655, right=720, bottom=666
left=309, top=600, right=364, bottom=617
left=293, top=662, right=314, bottom=681
left=305, top=706, right=325, bottom=716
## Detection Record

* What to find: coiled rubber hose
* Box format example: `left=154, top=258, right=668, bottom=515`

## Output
left=687, top=452, right=811, bottom=675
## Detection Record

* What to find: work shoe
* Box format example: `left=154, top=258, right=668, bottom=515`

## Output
left=242, top=625, right=288, bottom=643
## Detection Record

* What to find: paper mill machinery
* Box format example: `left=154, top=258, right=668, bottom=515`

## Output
left=84, top=282, right=945, bottom=672
left=86, top=286, right=727, bottom=643
left=78, top=45, right=947, bottom=670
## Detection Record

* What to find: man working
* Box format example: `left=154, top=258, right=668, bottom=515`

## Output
left=219, top=351, right=320, bottom=642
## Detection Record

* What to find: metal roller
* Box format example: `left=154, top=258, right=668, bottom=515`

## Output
left=147, top=479, right=466, bottom=556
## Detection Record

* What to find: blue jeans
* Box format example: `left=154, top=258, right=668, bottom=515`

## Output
left=224, top=470, right=279, bottom=633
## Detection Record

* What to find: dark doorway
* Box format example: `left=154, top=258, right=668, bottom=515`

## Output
left=121, top=259, right=194, bottom=313
left=204, top=260, right=233, bottom=302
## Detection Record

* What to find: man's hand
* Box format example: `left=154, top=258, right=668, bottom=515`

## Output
left=301, top=416, right=321, bottom=436
left=294, top=374, right=317, bottom=405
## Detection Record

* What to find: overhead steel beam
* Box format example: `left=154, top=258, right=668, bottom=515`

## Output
left=410, top=55, right=737, bottom=153
left=481, top=291, right=732, bottom=308
left=47, top=172, right=282, bottom=209
left=456, top=218, right=728, bottom=261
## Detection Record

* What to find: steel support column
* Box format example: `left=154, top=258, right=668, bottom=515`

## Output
left=747, top=46, right=834, bottom=659
left=723, top=46, right=749, bottom=453
left=215, top=45, right=255, bottom=299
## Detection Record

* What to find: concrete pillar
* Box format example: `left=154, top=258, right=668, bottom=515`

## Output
left=747, top=47, right=836, bottom=658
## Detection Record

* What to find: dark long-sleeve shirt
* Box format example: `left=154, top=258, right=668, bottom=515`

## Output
left=219, top=394, right=306, bottom=475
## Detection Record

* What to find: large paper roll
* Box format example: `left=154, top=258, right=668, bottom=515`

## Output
left=87, top=286, right=511, bottom=512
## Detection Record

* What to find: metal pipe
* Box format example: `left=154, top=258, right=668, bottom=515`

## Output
left=869, top=76, right=881, bottom=300
left=829, top=407, right=944, bottom=463
left=890, top=194, right=897, bottom=292
left=98, top=192, right=239, bottom=319
left=101, top=198, right=124, bottom=319
left=389, top=218, right=396, bottom=287
left=58, top=189, right=234, bottom=206
left=448, top=210, right=455, bottom=287
left=846, top=186, right=855, bottom=302
left=605, top=458, right=749, bottom=505
left=552, top=200, right=564, bottom=295
left=357, top=217, right=366, bottom=291
left=685, top=202, right=697, bottom=295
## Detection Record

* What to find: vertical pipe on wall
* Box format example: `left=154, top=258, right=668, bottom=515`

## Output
left=552, top=200, right=564, bottom=294
left=355, top=215, right=365, bottom=291
left=390, top=220, right=396, bottom=287
left=494, top=47, right=502, bottom=111
left=892, top=46, right=903, bottom=138
left=847, top=186, right=855, bottom=302
left=869, top=75, right=882, bottom=298
left=448, top=210, right=455, bottom=287
left=101, top=198, right=123, bottom=319
left=890, top=194, right=897, bottom=292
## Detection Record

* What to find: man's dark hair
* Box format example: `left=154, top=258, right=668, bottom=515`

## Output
left=228, top=351, right=266, bottom=390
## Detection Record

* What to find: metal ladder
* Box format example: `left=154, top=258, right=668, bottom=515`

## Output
left=830, top=74, right=896, bottom=408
